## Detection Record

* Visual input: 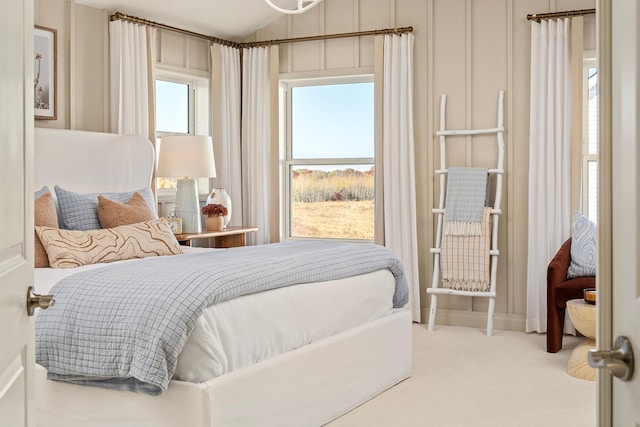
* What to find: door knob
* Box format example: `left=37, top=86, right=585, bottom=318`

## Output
left=588, top=335, right=634, bottom=381
left=26, top=286, right=55, bottom=316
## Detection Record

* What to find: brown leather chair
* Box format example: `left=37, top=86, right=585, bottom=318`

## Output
left=546, top=238, right=596, bottom=353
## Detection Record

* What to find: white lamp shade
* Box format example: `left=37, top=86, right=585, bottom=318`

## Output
left=157, top=135, right=217, bottom=178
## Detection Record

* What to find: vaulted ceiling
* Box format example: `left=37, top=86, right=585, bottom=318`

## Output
left=74, top=0, right=285, bottom=40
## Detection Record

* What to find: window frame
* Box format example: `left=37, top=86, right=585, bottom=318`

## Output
left=279, top=73, right=376, bottom=242
left=155, top=78, right=194, bottom=135
left=582, top=51, right=598, bottom=222
left=156, top=65, right=210, bottom=138
left=155, top=65, right=211, bottom=198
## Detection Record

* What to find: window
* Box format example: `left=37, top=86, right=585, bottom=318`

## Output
left=281, top=76, right=375, bottom=241
left=583, top=53, right=598, bottom=223
left=156, top=80, right=192, bottom=135
left=155, top=67, right=210, bottom=190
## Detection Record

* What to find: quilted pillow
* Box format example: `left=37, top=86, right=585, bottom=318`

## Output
left=55, top=186, right=157, bottom=230
left=567, top=211, right=597, bottom=278
left=35, top=218, right=182, bottom=268
left=34, top=191, right=59, bottom=268
left=97, top=192, right=157, bottom=229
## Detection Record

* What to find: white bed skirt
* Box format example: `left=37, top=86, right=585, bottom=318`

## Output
left=36, top=310, right=411, bottom=427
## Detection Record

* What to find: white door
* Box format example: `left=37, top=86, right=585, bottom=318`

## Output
left=0, top=0, right=35, bottom=425
left=597, top=0, right=640, bottom=424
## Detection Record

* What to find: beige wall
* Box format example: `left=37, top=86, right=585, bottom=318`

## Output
left=70, top=3, right=109, bottom=132
left=34, top=0, right=110, bottom=131
left=254, top=0, right=595, bottom=330
left=156, top=30, right=210, bottom=71
left=34, top=0, right=210, bottom=132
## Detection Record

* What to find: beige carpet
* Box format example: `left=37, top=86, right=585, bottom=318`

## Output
left=327, top=324, right=596, bottom=427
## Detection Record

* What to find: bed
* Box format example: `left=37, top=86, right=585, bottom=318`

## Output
left=33, top=127, right=412, bottom=427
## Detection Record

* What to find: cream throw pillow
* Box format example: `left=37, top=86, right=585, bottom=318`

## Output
left=34, top=192, right=59, bottom=268
left=36, top=219, right=182, bottom=268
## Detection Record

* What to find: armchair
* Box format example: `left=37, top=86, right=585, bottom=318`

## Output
left=546, top=238, right=596, bottom=353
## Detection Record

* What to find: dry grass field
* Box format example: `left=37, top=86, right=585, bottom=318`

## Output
left=291, top=200, right=374, bottom=240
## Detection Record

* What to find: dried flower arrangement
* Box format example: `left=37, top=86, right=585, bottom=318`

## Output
left=201, top=203, right=228, bottom=217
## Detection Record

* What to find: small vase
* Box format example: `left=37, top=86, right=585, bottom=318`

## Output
left=206, top=188, right=232, bottom=228
left=206, top=215, right=224, bottom=231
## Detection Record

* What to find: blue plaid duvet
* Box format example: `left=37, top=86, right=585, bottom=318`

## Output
left=36, top=241, right=408, bottom=395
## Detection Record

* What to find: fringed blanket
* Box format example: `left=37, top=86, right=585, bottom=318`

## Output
left=444, top=167, right=489, bottom=236
left=441, top=207, right=492, bottom=291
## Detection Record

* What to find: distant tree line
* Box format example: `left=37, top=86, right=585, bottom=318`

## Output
left=292, top=168, right=374, bottom=203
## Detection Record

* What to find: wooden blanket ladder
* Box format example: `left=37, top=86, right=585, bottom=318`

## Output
left=427, top=91, right=505, bottom=336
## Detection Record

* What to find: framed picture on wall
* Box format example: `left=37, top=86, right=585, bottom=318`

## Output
left=34, top=25, right=57, bottom=120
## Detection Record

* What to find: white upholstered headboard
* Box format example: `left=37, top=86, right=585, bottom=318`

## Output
left=34, top=128, right=154, bottom=194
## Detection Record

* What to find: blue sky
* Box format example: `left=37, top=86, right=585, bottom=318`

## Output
left=292, top=82, right=374, bottom=159
left=155, top=80, right=375, bottom=169
left=156, top=80, right=189, bottom=133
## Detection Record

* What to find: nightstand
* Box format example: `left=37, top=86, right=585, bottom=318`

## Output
left=174, top=226, right=258, bottom=248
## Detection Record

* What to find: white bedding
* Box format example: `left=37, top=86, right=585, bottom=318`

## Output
left=35, top=247, right=396, bottom=383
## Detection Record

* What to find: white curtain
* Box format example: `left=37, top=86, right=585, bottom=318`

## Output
left=241, top=46, right=278, bottom=245
left=109, top=20, right=156, bottom=139
left=526, top=18, right=572, bottom=333
left=380, top=33, right=421, bottom=322
left=211, top=44, right=243, bottom=226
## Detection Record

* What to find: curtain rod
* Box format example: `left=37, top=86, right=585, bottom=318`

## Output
left=241, top=26, right=413, bottom=48
left=111, top=11, right=413, bottom=49
left=110, top=12, right=240, bottom=47
left=526, top=8, right=595, bottom=23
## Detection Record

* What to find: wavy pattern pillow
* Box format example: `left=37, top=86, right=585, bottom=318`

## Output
left=55, top=186, right=157, bottom=230
left=567, top=211, right=597, bottom=278
left=36, top=219, right=182, bottom=268
left=98, top=192, right=157, bottom=229
left=34, top=192, right=59, bottom=268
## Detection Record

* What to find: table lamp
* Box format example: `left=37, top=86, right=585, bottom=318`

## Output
left=157, top=135, right=216, bottom=233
